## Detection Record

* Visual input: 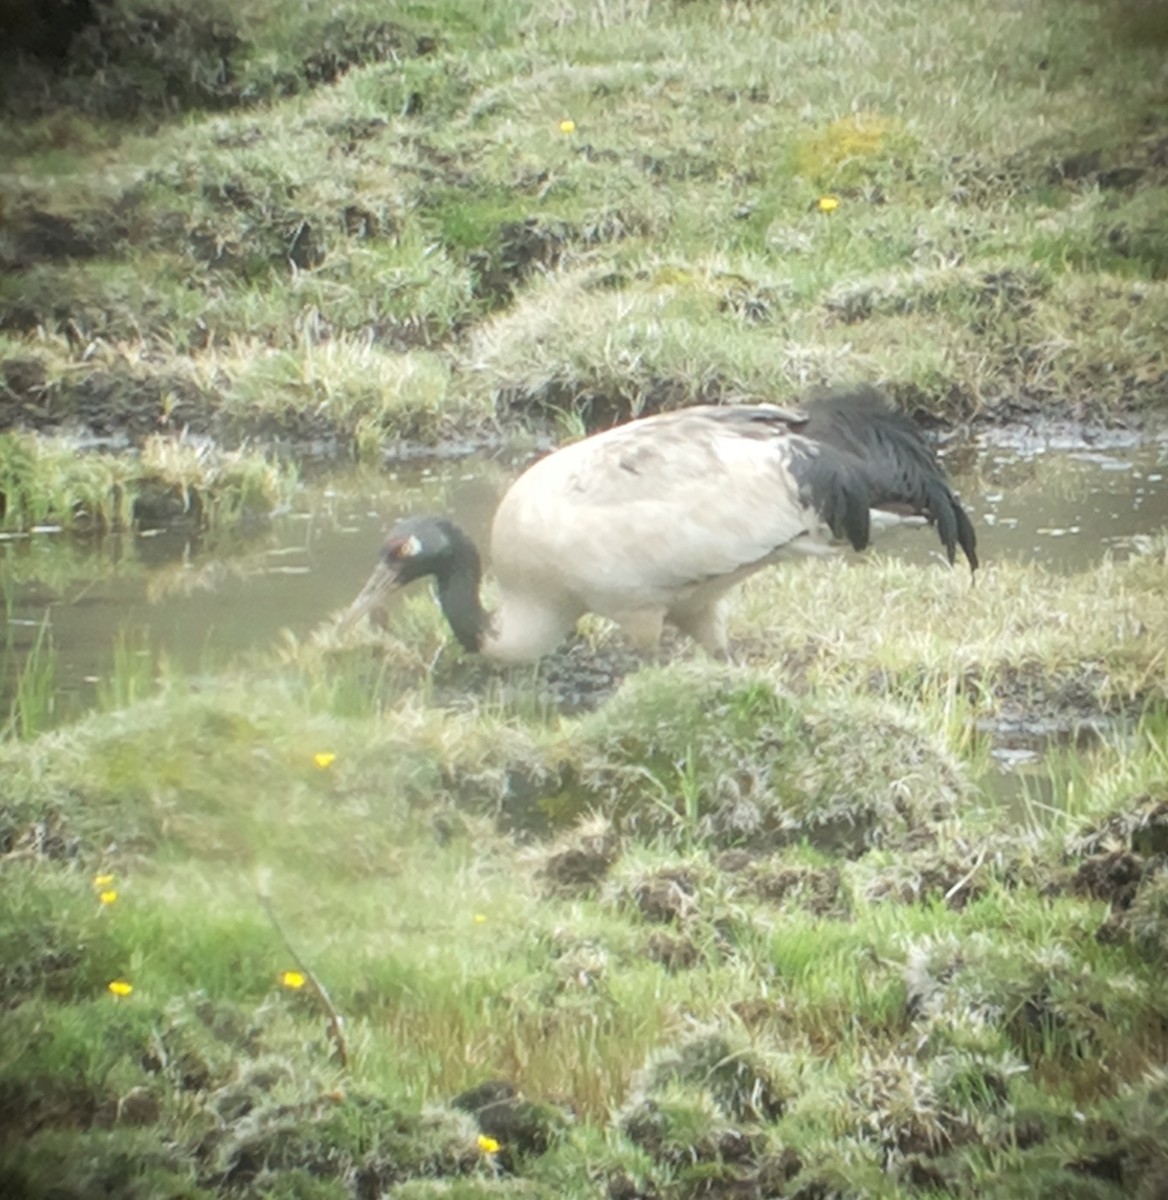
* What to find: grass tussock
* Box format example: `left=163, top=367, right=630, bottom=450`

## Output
left=735, top=541, right=1168, bottom=719
left=2, top=0, right=1168, bottom=1195
left=2, top=618, right=1168, bottom=1195
left=2, top=0, right=1166, bottom=468
left=0, top=429, right=295, bottom=532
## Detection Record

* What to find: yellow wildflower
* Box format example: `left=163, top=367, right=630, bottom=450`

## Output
left=477, top=1134, right=501, bottom=1155
left=93, top=873, right=115, bottom=888
left=313, top=752, right=337, bottom=769
left=816, top=194, right=840, bottom=213
left=107, top=980, right=133, bottom=997
left=99, top=890, right=119, bottom=905
left=279, top=969, right=308, bottom=990
left=473, top=913, right=488, bottom=924
left=559, top=118, right=576, bottom=134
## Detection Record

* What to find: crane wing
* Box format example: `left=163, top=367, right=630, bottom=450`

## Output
left=492, top=405, right=873, bottom=608
left=796, top=386, right=978, bottom=570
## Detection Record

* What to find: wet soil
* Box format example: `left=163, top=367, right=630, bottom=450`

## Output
left=0, top=358, right=219, bottom=443
left=1, top=335, right=1162, bottom=460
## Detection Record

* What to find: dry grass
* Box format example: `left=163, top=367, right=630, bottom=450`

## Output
left=733, top=537, right=1168, bottom=715
left=2, top=1, right=1168, bottom=1196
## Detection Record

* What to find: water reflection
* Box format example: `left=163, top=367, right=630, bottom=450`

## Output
left=882, top=436, right=1168, bottom=571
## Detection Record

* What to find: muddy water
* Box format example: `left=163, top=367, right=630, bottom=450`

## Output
left=2, top=434, right=1166, bottom=730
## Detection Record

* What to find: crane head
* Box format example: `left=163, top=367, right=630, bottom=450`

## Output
left=338, top=516, right=461, bottom=631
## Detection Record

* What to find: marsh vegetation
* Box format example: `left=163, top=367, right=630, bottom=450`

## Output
left=1, top=1, right=1167, bottom=1197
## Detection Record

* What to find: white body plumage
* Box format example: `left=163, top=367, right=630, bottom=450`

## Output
left=340, top=391, right=977, bottom=662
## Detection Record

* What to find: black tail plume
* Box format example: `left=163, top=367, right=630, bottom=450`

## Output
left=797, top=386, right=979, bottom=572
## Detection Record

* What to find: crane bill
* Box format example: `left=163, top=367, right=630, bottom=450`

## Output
left=337, top=560, right=400, bottom=632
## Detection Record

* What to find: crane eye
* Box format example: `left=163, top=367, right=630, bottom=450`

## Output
left=395, top=534, right=423, bottom=558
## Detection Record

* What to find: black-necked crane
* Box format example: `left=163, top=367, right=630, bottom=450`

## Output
left=339, top=387, right=978, bottom=661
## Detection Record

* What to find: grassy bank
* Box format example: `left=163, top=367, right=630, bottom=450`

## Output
left=2, top=0, right=1167, bottom=474
left=2, top=537, right=1167, bottom=1198
left=3, top=1, right=1168, bottom=1197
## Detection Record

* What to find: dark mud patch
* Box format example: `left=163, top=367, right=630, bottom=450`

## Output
left=902, top=930, right=1156, bottom=1080
left=424, top=187, right=646, bottom=314
left=489, top=338, right=1158, bottom=439
left=0, top=815, right=88, bottom=1000
left=0, top=1076, right=116, bottom=1139
left=469, top=217, right=571, bottom=305
left=0, top=207, right=133, bottom=270
left=2, top=163, right=401, bottom=278
left=299, top=20, right=436, bottom=91
left=1109, top=0, right=1168, bottom=46
left=463, top=210, right=645, bottom=311
left=864, top=830, right=1057, bottom=911
left=0, top=0, right=97, bottom=63
left=1064, top=797, right=1168, bottom=956
left=642, top=929, right=702, bottom=971
left=868, top=857, right=988, bottom=909
left=1, top=3, right=243, bottom=120
left=849, top=1059, right=995, bottom=1163
left=0, top=937, right=85, bottom=1012
left=0, top=355, right=407, bottom=455
left=0, top=5, right=439, bottom=121
left=627, top=866, right=704, bottom=925
left=908, top=658, right=1157, bottom=775
left=537, top=815, right=621, bottom=895
left=1067, top=1099, right=1168, bottom=1200
left=197, top=1086, right=481, bottom=1193
left=619, top=1093, right=764, bottom=1172
left=0, top=276, right=153, bottom=344
left=1044, top=121, right=1168, bottom=193
left=948, top=117, right=1168, bottom=208
left=187, top=212, right=324, bottom=276
left=415, top=633, right=647, bottom=723
left=533, top=636, right=648, bottom=713
left=613, top=864, right=746, bottom=968
left=825, top=266, right=1049, bottom=327
left=496, top=371, right=732, bottom=432
left=427, top=665, right=963, bottom=857
left=1, top=361, right=219, bottom=443
left=451, top=1079, right=567, bottom=1168
left=183, top=186, right=401, bottom=279
left=0, top=805, right=83, bottom=868
left=719, top=853, right=849, bottom=918
left=891, top=335, right=1168, bottom=428
left=617, top=1032, right=791, bottom=1190
left=214, top=398, right=370, bottom=453
left=1073, top=796, right=1168, bottom=859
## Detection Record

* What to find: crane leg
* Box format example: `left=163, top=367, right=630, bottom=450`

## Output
left=668, top=600, right=730, bottom=659
left=613, top=608, right=666, bottom=653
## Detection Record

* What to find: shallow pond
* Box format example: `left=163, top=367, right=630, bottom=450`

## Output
left=2, top=430, right=1166, bottom=738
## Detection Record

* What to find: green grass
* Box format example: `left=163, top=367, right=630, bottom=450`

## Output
left=2, top=0, right=1165, bottom=460
left=1, top=570, right=1167, bottom=1195
left=2, top=0, right=1168, bottom=1195
left=4, top=611, right=56, bottom=739
left=0, top=429, right=297, bottom=534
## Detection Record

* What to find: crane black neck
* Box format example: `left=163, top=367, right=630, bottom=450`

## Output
left=431, top=523, right=489, bottom=653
